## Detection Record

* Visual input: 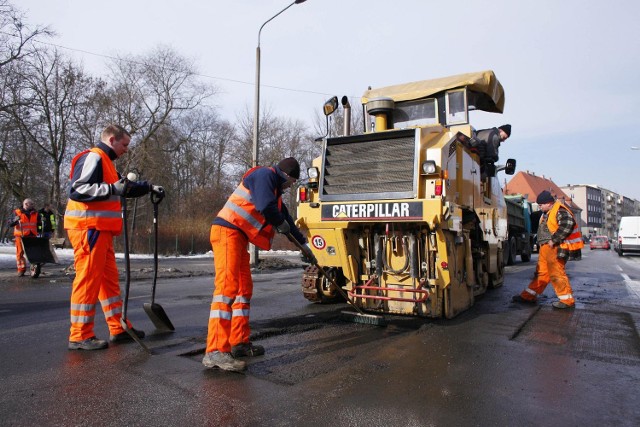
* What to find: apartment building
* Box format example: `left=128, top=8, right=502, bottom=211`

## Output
left=561, top=184, right=640, bottom=238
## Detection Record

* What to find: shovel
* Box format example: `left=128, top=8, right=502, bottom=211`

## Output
left=120, top=191, right=152, bottom=353
left=143, top=189, right=175, bottom=331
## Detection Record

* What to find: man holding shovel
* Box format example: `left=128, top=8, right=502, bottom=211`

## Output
left=204, top=157, right=314, bottom=372
left=64, top=124, right=162, bottom=351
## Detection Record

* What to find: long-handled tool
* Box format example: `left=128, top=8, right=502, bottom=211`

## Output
left=143, top=189, right=174, bottom=331
left=120, top=184, right=151, bottom=353
left=285, top=232, right=385, bottom=326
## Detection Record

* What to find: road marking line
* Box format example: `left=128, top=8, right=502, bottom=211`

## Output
left=616, top=265, right=623, bottom=272
left=622, top=274, right=640, bottom=299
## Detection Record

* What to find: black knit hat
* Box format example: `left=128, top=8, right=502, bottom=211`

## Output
left=277, top=157, right=300, bottom=179
left=499, top=124, right=511, bottom=137
left=536, top=190, right=555, bottom=204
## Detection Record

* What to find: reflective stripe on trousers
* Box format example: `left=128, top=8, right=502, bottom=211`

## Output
left=520, top=243, right=575, bottom=305
left=206, top=225, right=253, bottom=353
left=68, top=229, right=129, bottom=341
left=15, top=236, right=26, bottom=272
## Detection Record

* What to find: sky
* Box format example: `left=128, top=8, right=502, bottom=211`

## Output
left=16, top=0, right=640, bottom=199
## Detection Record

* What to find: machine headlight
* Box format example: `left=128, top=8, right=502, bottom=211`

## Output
left=307, top=167, right=319, bottom=179
left=422, top=160, right=437, bottom=174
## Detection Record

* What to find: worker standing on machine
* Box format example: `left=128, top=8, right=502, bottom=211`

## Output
left=203, top=157, right=314, bottom=372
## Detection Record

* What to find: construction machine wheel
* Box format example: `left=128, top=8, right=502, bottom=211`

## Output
left=489, top=246, right=505, bottom=289
left=301, top=265, right=344, bottom=303
left=507, top=236, right=516, bottom=265
left=521, top=243, right=531, bottom=262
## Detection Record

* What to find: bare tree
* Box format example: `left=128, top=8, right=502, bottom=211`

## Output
left=105, top=45, right=218, bottom=173
left=0, top=1, right=51, bottom=65
left=0, top=0, right=52, bottom=229
left=9, top=49, right=93, bottom=235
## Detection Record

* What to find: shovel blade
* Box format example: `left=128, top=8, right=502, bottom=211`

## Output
left=119, top=318, right=152, bottom=354
left=143, top=302, right=175, bottom=331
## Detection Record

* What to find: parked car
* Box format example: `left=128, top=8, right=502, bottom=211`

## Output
left=590, top=235, right=610, bottom=250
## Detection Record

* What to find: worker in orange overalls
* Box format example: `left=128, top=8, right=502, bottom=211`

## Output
left=203, top=157, right=315, bottom=372
left=64, top=124, right=163, bottom=351
left=513, top=190, right=584, bottom=309
left=8, top=198, right=40, bottom=276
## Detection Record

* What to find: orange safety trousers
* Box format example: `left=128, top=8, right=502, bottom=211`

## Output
left=206, top=225, right=253, bottom=354
left=68, top=229, right=130, bottom=341
left=15, top=236, right=26, bottom=273
left=520, top=243, right=575, bottom=306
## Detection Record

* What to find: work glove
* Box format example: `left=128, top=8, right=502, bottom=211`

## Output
left=111, top=179, right=151, bottom=198
left=8, top=216, right=20, bottom=227
left=300, top=243, right=317, bottom=265
left=275, top=220, right=290, bottom=234
left=151, top=185, right=165, bottom=197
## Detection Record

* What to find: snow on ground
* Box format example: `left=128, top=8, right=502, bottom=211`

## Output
left=0, top=242, right=298, bottom=270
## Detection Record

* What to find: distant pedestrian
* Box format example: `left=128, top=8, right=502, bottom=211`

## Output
left=8, top=198, right=40, bottom=276
left=38, top=203, right=57, bottom=239
left=512, top=190, right=583, bottom=309
left=203, top=157, right=314, bottom=372
left=64, top=124, right=162, bottom=351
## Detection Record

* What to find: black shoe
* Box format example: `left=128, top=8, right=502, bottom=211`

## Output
left=512, top=295, right=536, bottom=304
left=68, top=336, right=108, bottom=351
left=231, top=342, right=265, bottom=357
left=109, top=328, right=145, bottom=343
left=552, top=301, right=575, bottom=310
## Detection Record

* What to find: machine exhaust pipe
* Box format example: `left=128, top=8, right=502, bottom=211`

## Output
left=341, top=96, right=351, bottom=136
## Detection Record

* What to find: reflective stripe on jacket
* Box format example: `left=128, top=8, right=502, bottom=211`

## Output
left=216, top=167, right=280, bottom=250
left=13, top=209, right=39, bottom=237
left=546, top=201, right=584, bottom=251
left=64, top=147, right=122, bottom=233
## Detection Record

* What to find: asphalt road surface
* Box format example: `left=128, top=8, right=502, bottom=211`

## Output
left=1, top=248, right=639, bottom=426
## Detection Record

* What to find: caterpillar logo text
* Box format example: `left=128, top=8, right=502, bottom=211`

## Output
left=321, top=202, right=422, bottom=221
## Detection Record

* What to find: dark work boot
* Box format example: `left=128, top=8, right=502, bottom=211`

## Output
left=231, top=342, right=265, bottom=358
left=109, top=328, right=146, bottom=343
left=202, top=351, right=247, bottom=372
left=512, top=295, right=536, bottom=304
left=552, top=301, right=575, bottom=309
left=68, top=336, right=108, bottom=351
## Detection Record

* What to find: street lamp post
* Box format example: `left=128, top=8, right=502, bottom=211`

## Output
left=250, top=0, right=307, bottom=266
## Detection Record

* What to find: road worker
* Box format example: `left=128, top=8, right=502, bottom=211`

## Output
left=512, top=190, right=583, bottom=309
left=203, top=157, right=314, bottom=372
left=8, top=198, right=40, bottom=276
left=38, top=203, right=57, bottom=238
left=64, top=124, right=163, bottom=350
left=474, top=124, right=511, bottom=163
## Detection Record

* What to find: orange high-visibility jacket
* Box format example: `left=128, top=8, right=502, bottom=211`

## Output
left=546, top=201, right=584, bottom=251
left=64, top=147, right=122, bottom=233
left=216, top=167, right=281, bottom=250
left=13, top=209, right=39, bottom=237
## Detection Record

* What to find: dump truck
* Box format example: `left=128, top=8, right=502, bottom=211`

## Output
left=503, top=194, right=533, bottom=265
left=295, top=70, right=516, bottom=319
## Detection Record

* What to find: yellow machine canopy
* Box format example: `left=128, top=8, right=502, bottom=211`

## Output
left=361, top=70, right=505, bottom=114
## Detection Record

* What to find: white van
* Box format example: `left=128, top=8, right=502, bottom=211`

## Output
left=617, top=216, right=640, bottom=256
